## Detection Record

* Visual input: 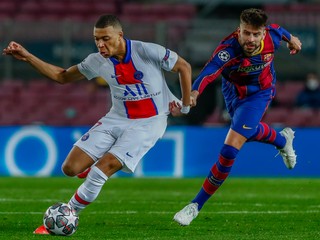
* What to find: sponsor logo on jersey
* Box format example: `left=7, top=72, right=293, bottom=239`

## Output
left=242, top=124, right=253, bottom=130
left=238, top=61, right=271, bottom=73
left=114, top=90, right=161, bottom=101
left=81, top=133, right=90, bottom=141
left=218, top=50, right=230, bottom=62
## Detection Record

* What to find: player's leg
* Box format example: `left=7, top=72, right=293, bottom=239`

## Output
left=61, top=146, right=95, bottom=177
left=69, top=115, right=168, bottom=214
left=247, top=121, right=285, bottom=147
left=68, top=153, right=122, bottom=214
left=65, top=117, right=121, bottom=213
left=174, top=91, right=269, bottom=226
left=64, top=121, right=109, bottom=178
left=35, top=118, right=119, bottom=234
left=76, top=167, right=92, bottom=179
left=173, top=129, right=245, bottom=226
left=248, top=122, right=296, bottom=169
left=193, top=129, right=246, bottom=207
left=237, top=88, right=296, bottom=169
left=245, top=87, right=297, bottom=168
left=34, top=152, right=122, bottom=235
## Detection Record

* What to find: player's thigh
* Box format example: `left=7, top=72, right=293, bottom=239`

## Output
left=74, top=118, right=119, bottom=163
left=62, top=146, right=95, bottom=176
left=231, top=96, right=271, bottom=138
left=110, top=116, right=167, bottom=172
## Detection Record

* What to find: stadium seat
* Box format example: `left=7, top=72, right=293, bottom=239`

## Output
left=20, top=1, right=41, bottom=15
left=275, top=81, right=304, bottom=108
left=285, top=108, right=314, bottom=127
left=308, top=110, right=320, bottom=127
left=92, top=2, right=117, bottom=14
left=122, top=2, right=196, bottom=22
left=0, top=1, right=16, bottom=15
left=203, top=109, right=228, bottom=126
left=262, top=107, right=289, bottom=126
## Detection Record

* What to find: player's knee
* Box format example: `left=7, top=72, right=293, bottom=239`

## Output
left=61, top=162, right=77, bottom=177
left=221, top=144, right=239, bottom=159
left=95, top=155, right=123, bottom=177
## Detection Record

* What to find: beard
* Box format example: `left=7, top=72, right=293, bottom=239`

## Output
left=242, top=42, right=260, bottom=55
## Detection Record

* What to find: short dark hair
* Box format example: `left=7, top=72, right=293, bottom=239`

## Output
left=240, top=8, right=268, bottom=28
left=95, top=14, right=122, bottom=29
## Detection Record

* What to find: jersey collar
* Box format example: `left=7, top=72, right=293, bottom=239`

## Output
left=110, top=38, right=131, bottom=65
left=253, top=40, right=264, bottom=55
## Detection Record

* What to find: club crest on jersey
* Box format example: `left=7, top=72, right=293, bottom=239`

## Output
left=218, top=50, right=230, bottom=62
left=81, top=133, right=90, bottom=141
left=263, top=53, right=272, bottom=62
left=134, top=71, right=144, bottom=80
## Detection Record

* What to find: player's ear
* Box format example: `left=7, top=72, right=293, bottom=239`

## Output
left=262, top=29, right=266, bottom=39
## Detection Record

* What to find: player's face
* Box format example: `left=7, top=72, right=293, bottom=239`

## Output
left=94, top=26, right=124, bottom=59
left=238, top=23, right=266, bottom=56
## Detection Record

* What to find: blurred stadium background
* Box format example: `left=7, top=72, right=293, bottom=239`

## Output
left=0, top=0, right=319, bottom=177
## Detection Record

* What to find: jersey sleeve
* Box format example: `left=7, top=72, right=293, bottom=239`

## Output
left=77, top=53, right=100, bottom=80
left=192, top=46, right=230, bottom=94
left=143, top=42, right=178, bottom=71
left=268, top=24, right=292, bottom=48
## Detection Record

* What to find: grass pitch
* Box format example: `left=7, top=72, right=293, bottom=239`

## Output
left=0, top=177, right=319, bottom=240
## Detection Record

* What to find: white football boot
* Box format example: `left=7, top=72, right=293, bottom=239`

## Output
left=277, top=127, right=297, bottom=169
left=173, top=203, right=199, bottom=226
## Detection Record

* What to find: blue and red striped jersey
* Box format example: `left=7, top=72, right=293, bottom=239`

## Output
left=192, top=24, right=291, bottom=100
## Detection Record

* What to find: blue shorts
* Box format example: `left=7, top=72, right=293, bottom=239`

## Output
left=226, top=87, right=275, bottom=139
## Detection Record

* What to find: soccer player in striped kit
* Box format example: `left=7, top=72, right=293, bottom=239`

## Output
left=3, top=15, right=192, bottom=233
left=173, top=8, right=302, bottom=226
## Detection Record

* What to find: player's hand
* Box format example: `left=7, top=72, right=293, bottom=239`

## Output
left=190, top=90, right=199, bottom=107
left=169, top=101, right=184, bottom=116
left=287, top=35, right=302, bottom=55
left=2, top=41, right=30, bottom=61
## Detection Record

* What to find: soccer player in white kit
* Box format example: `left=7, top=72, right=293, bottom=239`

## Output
left=3, top=14, right=192, bottom=234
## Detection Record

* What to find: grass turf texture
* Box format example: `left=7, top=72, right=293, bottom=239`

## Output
left=0, top=177, right=319, bottom=240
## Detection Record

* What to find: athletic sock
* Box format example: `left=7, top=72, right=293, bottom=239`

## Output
left=192, top=144, right=238, bottom=210
left=69, top=166, right=108, bottom=214
left=248, top=122, right=286, bottom=148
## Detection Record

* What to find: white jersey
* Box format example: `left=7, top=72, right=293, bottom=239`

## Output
left=77, top=39, right=179, bottom=119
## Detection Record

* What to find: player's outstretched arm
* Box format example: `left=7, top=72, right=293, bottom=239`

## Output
left=3, top=41, right=84, bottom=84
left=171, top=56, right=192, bottom=110
left=287, top=35, right=302, bottom=55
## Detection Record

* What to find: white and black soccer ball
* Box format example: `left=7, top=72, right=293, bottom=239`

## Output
left=43, top=202, right=79, bottom=236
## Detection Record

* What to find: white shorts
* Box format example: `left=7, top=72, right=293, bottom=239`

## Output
left=74, top=113, right=168, bottom=173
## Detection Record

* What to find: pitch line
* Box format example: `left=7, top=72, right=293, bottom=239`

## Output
left=0, top=210, right=319, bottom=215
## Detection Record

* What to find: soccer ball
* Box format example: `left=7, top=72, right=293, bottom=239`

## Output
left=43, top=202, right=79, bottom=236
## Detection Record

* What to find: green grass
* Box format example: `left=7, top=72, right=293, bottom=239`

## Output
left=0, top=177, right=319, bottom=240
